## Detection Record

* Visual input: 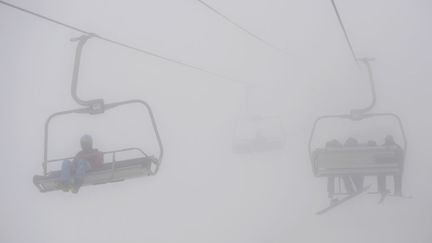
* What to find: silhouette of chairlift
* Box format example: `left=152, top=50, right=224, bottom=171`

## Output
left=232, top=86, right=287, bottom=153
left=33, top=35, right=163, bottom=192
left=232, top=115, right=287, bottom=153
left=308, top=58, right=408, bottom=214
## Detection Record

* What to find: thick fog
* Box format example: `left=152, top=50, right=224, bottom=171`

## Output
left=1, top=0, right=431, bottom=242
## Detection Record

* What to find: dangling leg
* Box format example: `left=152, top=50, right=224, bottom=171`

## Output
left=377, top=174, right=392, bottom=203
left=342, top=176, right=355, bottom=194
left=394, top=174, right=402, bottom=196
left=377, top=175, right=387, bottom=194
left=328, top=176, right=340, bottom=204
left=351, top=175, right=364, bottom=192
left=71, top=159, right=90, bottom=193
left=327, top=176, right=335, bottom=199
left=60, top=160, right=73, bottom=192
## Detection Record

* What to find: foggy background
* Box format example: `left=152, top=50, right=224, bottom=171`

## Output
left=1, top=0, right=431, bottom=242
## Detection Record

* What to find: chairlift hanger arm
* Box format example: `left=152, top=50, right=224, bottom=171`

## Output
left=70, top=34, right=103, bottom=108
left=350, top=58, right=377, bottom=116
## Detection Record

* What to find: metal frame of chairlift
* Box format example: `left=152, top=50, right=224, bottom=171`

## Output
left=308, top=58, right=408, bottom=214
left=33, top=34, right=163, bottom=192
left=232, top=115, right=287, bottom=153
left=232, top=85, right=287, bottom=153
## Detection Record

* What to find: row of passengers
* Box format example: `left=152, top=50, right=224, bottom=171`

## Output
left=325, top=135, right=403, bottom=198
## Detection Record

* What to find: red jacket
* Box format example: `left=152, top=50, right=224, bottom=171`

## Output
left=74, top=149, right=104, bottom=168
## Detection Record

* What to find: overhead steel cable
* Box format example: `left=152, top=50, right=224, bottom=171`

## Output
left=0, top=0, right=241, bottom=84
left=330, top=0, right=358, bottom=63
left=196, top=0, right=289, bottom=55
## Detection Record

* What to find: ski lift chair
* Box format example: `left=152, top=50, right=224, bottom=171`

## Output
left=309, top=113, right=407, bottom=201
left=33, top=35, right=163, bottom=192
left=232, top=115, right=287, bottom=153
left=308, top=58, right=408, bottom=213
left=33, top=100, right=163, bottom=193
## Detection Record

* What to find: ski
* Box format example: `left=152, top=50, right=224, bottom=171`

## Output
left=316, top=185, right=371, bottom=215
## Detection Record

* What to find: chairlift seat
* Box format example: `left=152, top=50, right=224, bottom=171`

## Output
left=311, top=145, right=403, bottom=177
left=33, top=156, right=158, bottom=193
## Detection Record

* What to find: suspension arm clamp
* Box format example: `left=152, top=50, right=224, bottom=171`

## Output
left=87, top=99, right=105, bottom=114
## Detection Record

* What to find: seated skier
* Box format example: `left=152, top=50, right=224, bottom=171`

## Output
left=377, top=135, right=403, bottom=196
left=60, top=134, right=104, bottom=193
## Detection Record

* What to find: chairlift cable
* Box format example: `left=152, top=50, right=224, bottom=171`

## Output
left=196, top=0, right=289, bottom=56
left=0, top=0, right=241, bottom=85
left=330, top=0, right=358, bottom=64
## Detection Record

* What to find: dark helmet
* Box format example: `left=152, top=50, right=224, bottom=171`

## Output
left=326, top=139, right=342, bottom=148
left=80, top=134, right=93, bottom=150
left=344, top=137, right=359, bottom=147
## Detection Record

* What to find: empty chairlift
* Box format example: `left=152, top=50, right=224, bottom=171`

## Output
left=232, top=115, right=287, bottom=153
left=232, top=85, right=287, bottom=153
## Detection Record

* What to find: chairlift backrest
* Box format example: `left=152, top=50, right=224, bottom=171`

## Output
left=312, top=144, right=403, bottom=177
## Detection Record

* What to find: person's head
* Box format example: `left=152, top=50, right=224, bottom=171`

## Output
left=80, top=134, right=93, bottom=151
left=326, top=139, right=342, bottom=148
left=384, top=135, right=395, bottom=145
left=345, top=137, right=358, bottom=147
